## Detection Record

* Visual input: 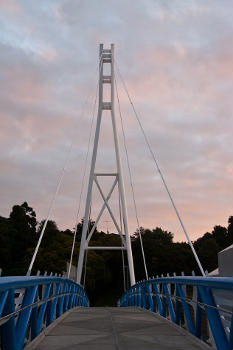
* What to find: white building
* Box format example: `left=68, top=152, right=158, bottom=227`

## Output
left=209, top=244, right=233, bottom=277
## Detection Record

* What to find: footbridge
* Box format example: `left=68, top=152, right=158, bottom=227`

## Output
left=0, top=276, right=233, bottom=349
left=1, top=44, right=232, bottom=350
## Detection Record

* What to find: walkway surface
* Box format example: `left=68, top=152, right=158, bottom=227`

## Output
left=29, top=307, right=209, bottom=350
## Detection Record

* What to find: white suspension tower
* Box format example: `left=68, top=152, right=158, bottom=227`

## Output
left=76, top=44, right=136, bottom=286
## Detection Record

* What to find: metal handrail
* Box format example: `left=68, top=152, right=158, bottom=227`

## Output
left=133, top=276, right=233, bottom=289
left=120, top=276, right=233, bottom=350
left=0, top=275, right=80, bottom=290
left=0, top=290, right=85, bottom=326
left=0, top=276, right=89, bottom=350
left=130, top=290, right=233, bottom=315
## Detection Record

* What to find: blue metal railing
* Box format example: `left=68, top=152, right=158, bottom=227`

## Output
left=0, top=276, right=88, bottom=350
left=120, top=276, right=233, bottom=350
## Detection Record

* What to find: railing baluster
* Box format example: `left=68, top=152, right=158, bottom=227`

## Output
left=163, top=283, right=175, bottom=322
left=194, top=287, right=202, bottom=338
left=229, top=312, right=233, bottom=348
left=0, top=290, right=8, bottom=317
left=198, top=285, right=229, bottom=350
left=1, top=289, right=16, bottom=350
left=15, top=285, right=38, bottom=349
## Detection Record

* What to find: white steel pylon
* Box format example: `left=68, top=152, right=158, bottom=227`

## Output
left=76, top=44, right=136, bottom=286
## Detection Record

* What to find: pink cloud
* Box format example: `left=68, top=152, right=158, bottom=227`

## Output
left=0, top=0, right=19, bottom=13
left=39, top=48, right=58, bottom=62
left=123, top=42, right=233, bottom=112
left=0, top=0, right=232, bottom=247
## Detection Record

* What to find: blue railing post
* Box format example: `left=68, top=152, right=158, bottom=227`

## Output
left=141, top=285, right=147, bottom=309
left=46, top=282, right=60, bottom=326
left=174, top=286, right=181, bottom=325
left=1, top=289, right=16, bottom=350
left=15, top=285, right=38, bottom=349
left=68, top=284, right=75, bottom=309
left=136, top=285, right=141, bottom=307
left=146, top=283, right=153, bottom=310
left=152, top=283, right=163, bottom=315
left=198, top=285, right=230, bottom=350
left=30, top=296, right=39, bottom=340
left=161, top=284, right=167, bottom=317
left=35, top=283, right=52, bottom=336
left=176, top=284, right=195, bottom=335
left=0, top=291, right=8, bottom=316
left=63, top=283, right=69, bottom=312
left=229, top=311, right=233, bottom=348
left=46, top=283, right=54, bottom=327
left=194, top=288, right=202, bottom=338
left=57, top=282, right=66, bottom=318
left=163, top=283, right=175, bottom=322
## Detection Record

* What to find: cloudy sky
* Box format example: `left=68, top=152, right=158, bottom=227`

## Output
left=0, top=0, right=232, bottom=242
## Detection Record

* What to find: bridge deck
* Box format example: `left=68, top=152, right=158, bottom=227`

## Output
left=28, top=307, right=209, bottom=350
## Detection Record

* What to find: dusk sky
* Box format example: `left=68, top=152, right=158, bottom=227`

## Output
left=0, top=0, right=232, bottom=242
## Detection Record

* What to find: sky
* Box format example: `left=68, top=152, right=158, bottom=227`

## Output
left=0, top=0, right=232, bottom=242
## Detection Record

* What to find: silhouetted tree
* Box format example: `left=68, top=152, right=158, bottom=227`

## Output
left=0, top=202, right=232, bottom=305
left=0, top=217, right=17, bottom=274
left=212, top=225, right=228, bottom=250
left=132, top=227, right=174, bottom=280
left=8, top=202, right=37, bottom=274
left=29, top=220, right=73, bottom=275
left=227, top=216, right=233, bottom=243
left=74, top=218, right=98, bottom=241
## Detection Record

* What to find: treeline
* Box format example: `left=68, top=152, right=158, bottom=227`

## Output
left=0, top=202, right=232, bottom=305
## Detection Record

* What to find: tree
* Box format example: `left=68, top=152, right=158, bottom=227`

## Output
left=37, top=220, right=59, bottom=248
left=1, top=201, right=232, bottom=306
left=212, top=225, right=228, bottom=250
left=9, top=202, right=37, bottom=274
left=132, top=227, right=174, bottom=280
left=194, top=232, right=212, bottom=251
left=73, top=218, right=99, bottom=241
left=10, top=202, right=37, bottom=233
left=197, top=238, right=219, bottom=272
left=30, top=220, right=73, bottom=275
left=0, top=217, right=18, bottom=274
left=227, top=216, right=233, bottom=244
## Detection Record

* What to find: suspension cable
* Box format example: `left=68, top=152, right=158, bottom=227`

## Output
left=118, top=183, right=126, bottom=291
left=27, top=65, right=100, bottom=277
left=68, top=54, right=105, bottom=279
left=83, top=250, right=88, bottom=288
left=115, top=75, right=149, bottom=280
left=67, top=82, right=98, bottom=279
left=27, top=146, right=72, bottom=276
left=83, top=203, right=92, bottom=287
left=115, top=62, right=205, bottom=277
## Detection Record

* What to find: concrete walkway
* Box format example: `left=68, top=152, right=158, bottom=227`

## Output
left=28, top=307, right=209, bottom=350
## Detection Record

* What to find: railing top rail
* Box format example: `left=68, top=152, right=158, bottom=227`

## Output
left=0, top=276, right=80, bottom=292
left=132, top=276, right=233, bottom=290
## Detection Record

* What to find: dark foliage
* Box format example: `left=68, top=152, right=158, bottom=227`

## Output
left=0, top=202, right=232, bottom=305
